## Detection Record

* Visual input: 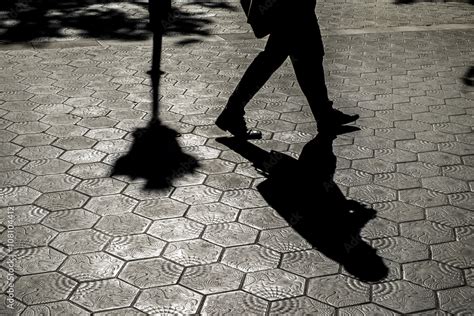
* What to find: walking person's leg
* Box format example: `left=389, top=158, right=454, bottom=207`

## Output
left=289, top=16, right=358, bottom=131
left=216, top=32, right=289, bottom=138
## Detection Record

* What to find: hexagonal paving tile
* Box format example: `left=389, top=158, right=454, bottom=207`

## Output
left=403, top=261, right=464, bottom=290
left=333, top=144, right=373, bottom=160
left=307, top=275, right=370, bottom=308
left=119, top=258, right=183, bottom=288
left=399, top=188, right=447, bottom=208
left=431, top=241, right=473, bottom=268
left=400, top=220, right=455, bottom=244
left=239, top=206, right=287, bottom=229
left=95, top=213, right=150, bottom=236
left=133, top=198, right=188, bottom=220
left=15, top=272, right=77, bottom=305
left=35, top=190, right=89, bottom=211
left=221, top=244, right=280, bottom=273
left=426, top=205, right=474, bottom=227
left=1, top=224, right=57, bottom=248
left=163, top=239, right=222, bottom=267
left=348, top=184, right=396, bottom=203
left=269, top=296, right=335, bottom=315
left=203, top=222, right=258, bottom=247
left=71, top=279, right=139, bottom=312
left=75, top=178, right=127, bottom=196
left=334, top=169, right=373, bottom=187
left=373, top=201, right=425, bottom=223
left=373, top=280, right=436, bottom=313
left=186, top=202, right=239, bottom=224
left=0, top=156, right=28, bottom=173
left=21, top=301, right=89, bottom=315
left=361, top=217, right=399, bottom=239
left=338, top=303, right=398, bottom=316
left=0, top=186, right=41, bottom=207
left=205, top=173, right=252, bottom=190
left=375, top=148, right=417, bottom=164
left=53, top=136, right=97, bottom=150
left=221, top=189, right=268, bottom=209
left=372, top=236, right=430, bottom=263
left=23, top=158, right=72, bottom=175
left=171, top=185, right=222, bottom=205
left=243, top=269, right=305, bottom=301
left=95, top=307, right=145, bottom=315
left=196, top=158, right=235, bottom=174
left=42, top=209, right=100, bottom=231
left=202, top=291, right=269, bottom=315
left=0, top=293, right=25, bottom=314
left=259, top=227, right=312, bottom=252
left=280, top=250, right=339, bottom=278
left=438, top=286, right=473, bottom=315
left=60, top=252, right=124, bottom=281
left=29, top=174, right=81, bottom=193
left=442, top=165, right=474, bottom=181
left=418, top=151, right=461, bottom=166
left=148, top=217, right=203, bottom=241
left=422, top=176, right=469, bottom=194
left=134, top=285, right=202, bottom=315
left=0, top=205, right=48, bottom=226
left=60, top=149, right=106, bottom=164
left=85, top=194, right=137, bottom=215
left=17, top=145, right=63, bottom=160
left=180, top=263, right=244, bottom=294
left=397, top=161, right=441, bottom=178
left=8, top=122, right=50, bottom=134
left=50, top=229, right=110, bottom=255
left=4, top=247, right=66, bottom=275
left=449, top=191, right=473, bottom=210
left=106, top=234, right=165, bottom=260
left=374, top=172, right=420, bottom=190
left=0, top=170, right=35, bottom=187
left=353, top=158, right=395, bottom=174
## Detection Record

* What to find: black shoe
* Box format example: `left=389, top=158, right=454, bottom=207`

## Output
left=215, top=109, right=262, bottom=140
left=317, top=109, right=359, bottom=132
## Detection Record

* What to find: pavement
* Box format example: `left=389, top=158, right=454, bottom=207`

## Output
left=0, top=0, right=473, bottom=314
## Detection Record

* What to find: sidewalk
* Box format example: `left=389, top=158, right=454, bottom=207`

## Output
left=0, top=0, right=473, bottom=314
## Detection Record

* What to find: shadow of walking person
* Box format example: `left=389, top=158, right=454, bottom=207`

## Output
left=111, top=120, right=199, bottom=190
left=217, top=127, right=388, bottom=282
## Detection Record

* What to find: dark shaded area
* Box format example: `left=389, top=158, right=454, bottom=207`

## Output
left=111, top=0, right=204, bottom=189
left=0, top=0, right=236, bottom=43
left=112, top=121, right=199, bottom=190
left=462, top=66, right=474, bottom=86
left=217, top=127, right=389, bottom=282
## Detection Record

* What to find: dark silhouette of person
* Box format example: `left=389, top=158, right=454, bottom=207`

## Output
left=215, top=0, right=359, bottom=139
left=217, top=127, right=388, bottom=282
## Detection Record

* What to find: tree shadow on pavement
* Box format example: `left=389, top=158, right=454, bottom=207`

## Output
left=217, top=126, right=389, bottom=282
left=111, top=120, right=199, bottom=190
left=0, top=0, right=236, bottom=43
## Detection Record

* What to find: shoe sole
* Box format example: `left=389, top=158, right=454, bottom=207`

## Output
left=215, top=117, right=262, bottom=140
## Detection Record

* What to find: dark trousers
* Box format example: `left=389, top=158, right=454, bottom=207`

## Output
left=227, top=14, right=332, bottom=120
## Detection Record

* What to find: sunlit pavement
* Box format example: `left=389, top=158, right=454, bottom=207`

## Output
left=0, top=0, right=473, bottom=314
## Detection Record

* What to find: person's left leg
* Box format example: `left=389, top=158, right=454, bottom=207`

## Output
left=216, top=31, right=289, bottom=138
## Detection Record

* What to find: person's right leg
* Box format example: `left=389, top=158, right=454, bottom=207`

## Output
left=216, top=32, right=288, bottom=138
left=289, top=16, right=358, bottom=131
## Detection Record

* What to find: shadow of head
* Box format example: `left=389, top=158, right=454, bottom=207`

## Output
left=112, top=120, right=199, bottom=190
left=217, top=126, right=389, bottom=282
